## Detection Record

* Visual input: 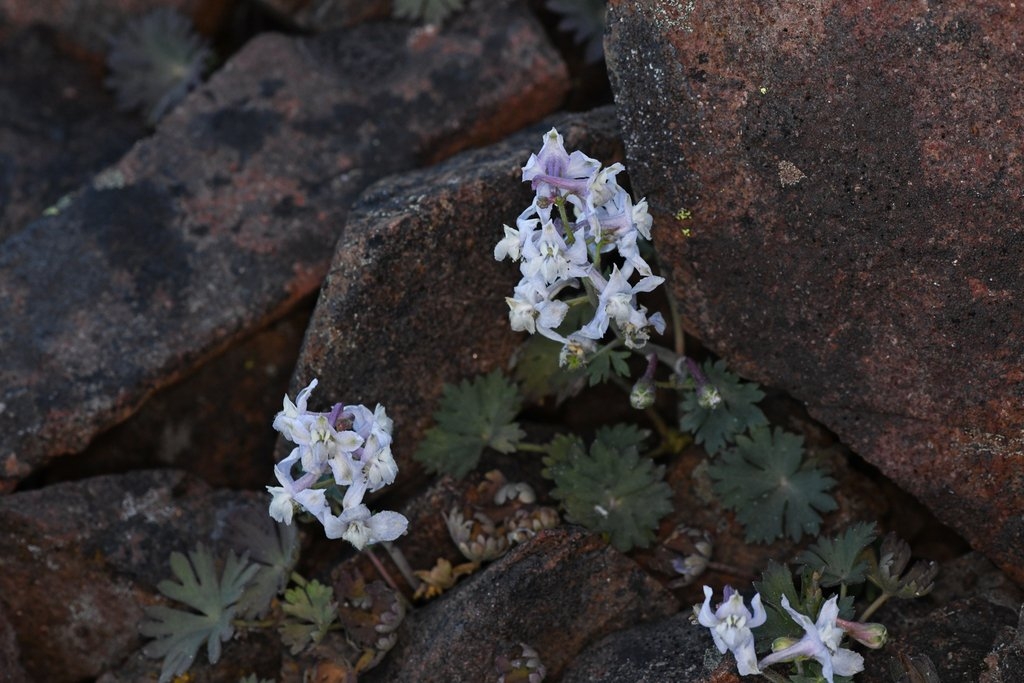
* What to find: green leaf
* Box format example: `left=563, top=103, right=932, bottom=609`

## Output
left=278, top=579, right=337, bottom=655
left=140, top=544, right=261, bottom=683
left=679, top=359, right=767, bottom=454
left=229, top=515, right=300, bottom=619
left=414, top=370, right=526, bottom=478
left=795, top=522, right=877, bottom=588
left=585, top=347, right=631, bottom=386
left=708, top=426, right=837, bottom=543
left=510, top=333, right=586, bottom=404
left=548, top=429, right=672, bottom=551
left=593, top=423, right=651, bottom=454
left=392, top=0, right=465, bottom=23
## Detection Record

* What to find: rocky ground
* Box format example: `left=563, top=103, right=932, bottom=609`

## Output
left=0, top=1, right=1021, bottom=682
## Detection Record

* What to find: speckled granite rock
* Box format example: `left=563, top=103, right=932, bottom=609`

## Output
left=361, top=526, right=680, bottom=683
left=606, top=0, right=1024, bottom=584
left=0, top=4, right=567, bottom=492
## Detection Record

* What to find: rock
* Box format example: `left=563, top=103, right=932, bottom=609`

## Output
left=605, top=0, right=1024, bottom=584
left=288, top=106, right=622, bottom=486
left=0, top=5, right=568, bottom=492
left=360, top=526, right=680, bottom=683
left=0, top=0, right=230, bottom=55
left=0, top=25, right=146, bottom=242
left=561, top=612, right=740, bottom=683
left=0, top=470, right=267, bottom=682
left=0, top=602, right=31, bottom=683
left=980, top=605, right=1024, bottom=683
left=42, top=303, right=311, bottom=491
left=253, top=0, right=391, bottom=31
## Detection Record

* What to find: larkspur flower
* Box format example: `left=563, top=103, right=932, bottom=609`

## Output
left=320, top=503, right=408, bottom=549
left=758, top=595, right=865, bottom=683
left=270, top=380, right=408, bottom=550
left=696, top=585, right=767, bottom=676
left=522, top=128, right=601, bottom=202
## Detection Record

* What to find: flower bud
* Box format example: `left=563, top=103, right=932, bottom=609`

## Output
left=630, top=377, right=656, bottom=409
left=697, top=384, right=722, bottom=409
left=836, top=618, right=888, bottom=649
left=770, top=636, right=801, bottom=652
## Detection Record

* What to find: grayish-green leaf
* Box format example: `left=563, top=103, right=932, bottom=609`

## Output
left=679, top=359, right=767, bottom=454
left=278, top=579, right=337, bottom=655
left=140, top=544, right=260, bottom=682
left=229, top=515, right=300, bottom=618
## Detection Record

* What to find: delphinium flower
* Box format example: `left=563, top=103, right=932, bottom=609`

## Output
left=695, top=585, right=767, bottom=676
left=496, top=128, right=665, bottom=361
left=758, top=594, right=865, bottom=683
left=268, top=379, right=408, bottom=550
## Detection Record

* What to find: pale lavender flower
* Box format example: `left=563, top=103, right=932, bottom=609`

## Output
left=522, top=128, right=601, bottom=201
left=321, top=503, right=408, bottom=549
left=758, top=595, right=865, bottom=683
left=696, top=585, right=767, bottom=676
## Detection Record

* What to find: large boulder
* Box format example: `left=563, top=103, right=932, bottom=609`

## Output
left=0, top=5, right=567, bottom=492
left=605, top=0, right=1024, bottom=584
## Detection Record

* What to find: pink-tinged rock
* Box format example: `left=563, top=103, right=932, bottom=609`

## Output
left=605, top=0, right=1024, bottom=584
left=288, top=108, right=622, bottom=488
left=0, top=25, right=146, bottom=242
left=0, top=6, right=568, bottom=493
left=0, top=602, right=31, bottom=683
left=0, top=470, right=267, bottom=682
left=360, top=526, right=679, bottom=683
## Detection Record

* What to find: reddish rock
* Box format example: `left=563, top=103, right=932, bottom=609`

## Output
left=289, top=107, right=622, bottom=487
left=605, top=0, right=1024, bottom=584
left=0, top=470, right=267, bottom=682
left=0, top=5, right=568, bottom=493
left=0, top=25, right=146, bottom=242
left=360, top=526, right=680, bottom=683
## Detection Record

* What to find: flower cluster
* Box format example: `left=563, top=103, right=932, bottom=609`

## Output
left=496, top=128, right=666, bottom=361
left=268, top=379, right=408, bottom=550
left=697, top=586, right=881, bottom=682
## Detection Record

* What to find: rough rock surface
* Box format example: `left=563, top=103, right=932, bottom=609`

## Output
left=0, top=5, right=568, bottom=493
left=361, top=526, right=680, bottom=683
left=0, top=25, right=145, bottom=242
left=606, top=0, right=1024, bottom=583
left=560, top=612, right=740, bottom=683
left=0, top=470, right=266, bottom=682
left=288, top=107, right=623, bottom=482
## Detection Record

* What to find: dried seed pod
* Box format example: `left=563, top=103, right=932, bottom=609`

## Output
left=495, top=642, right=547, bottom=683
left=445, top=507, right=510, bottom=563
left=505, top=506, right=561, bottom=545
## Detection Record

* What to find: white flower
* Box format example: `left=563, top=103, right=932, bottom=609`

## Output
left=266, top=453, right=327, bottom=525
left=579, top=265, right=664, bottom=341
left=697, top=585, right=767, bottom=676
left=272, top=379, right=318, bottom=444
left=758, top=595, right=865, bottom=683
left=505, top=279, right=570, bottom=341
left=520, top=220, right=589, bottom=286
left=321, top=504, right=409, bottom=550
left=495, top=224, right=523, bottom=261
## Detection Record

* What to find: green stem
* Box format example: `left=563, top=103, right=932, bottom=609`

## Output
left=515, top=442, right=549, bottom=454
left=858, top=591, right=891, bottom=621
left=556, top=199, right=575, bottom=246
left=233, top=617, right=277, bottom=629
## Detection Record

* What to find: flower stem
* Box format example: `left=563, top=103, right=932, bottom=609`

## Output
left=382, top=541, right=422, bottom=593
left=516, top=442, right=549, bottom=454
left=365, top=546, right=413, bottom=610
left=858, top=591, right=891, bottom=621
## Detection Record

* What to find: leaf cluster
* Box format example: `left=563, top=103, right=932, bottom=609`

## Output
left=279, top=578, right=338, bottom=655
left=545, top=425, right=671, bottom=551
left=414, top=370, right=525, bottom=479
left=230, top=515, right=300, bottom=619
left=795, top=522, right=877, bottom=588
left=393, top=0, right=465, bottom=24
left=707, top=426, right=837, bottom=543
left=140, top=545, right=261, bottom=682
left=678, top=359, right=767, bottom=454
